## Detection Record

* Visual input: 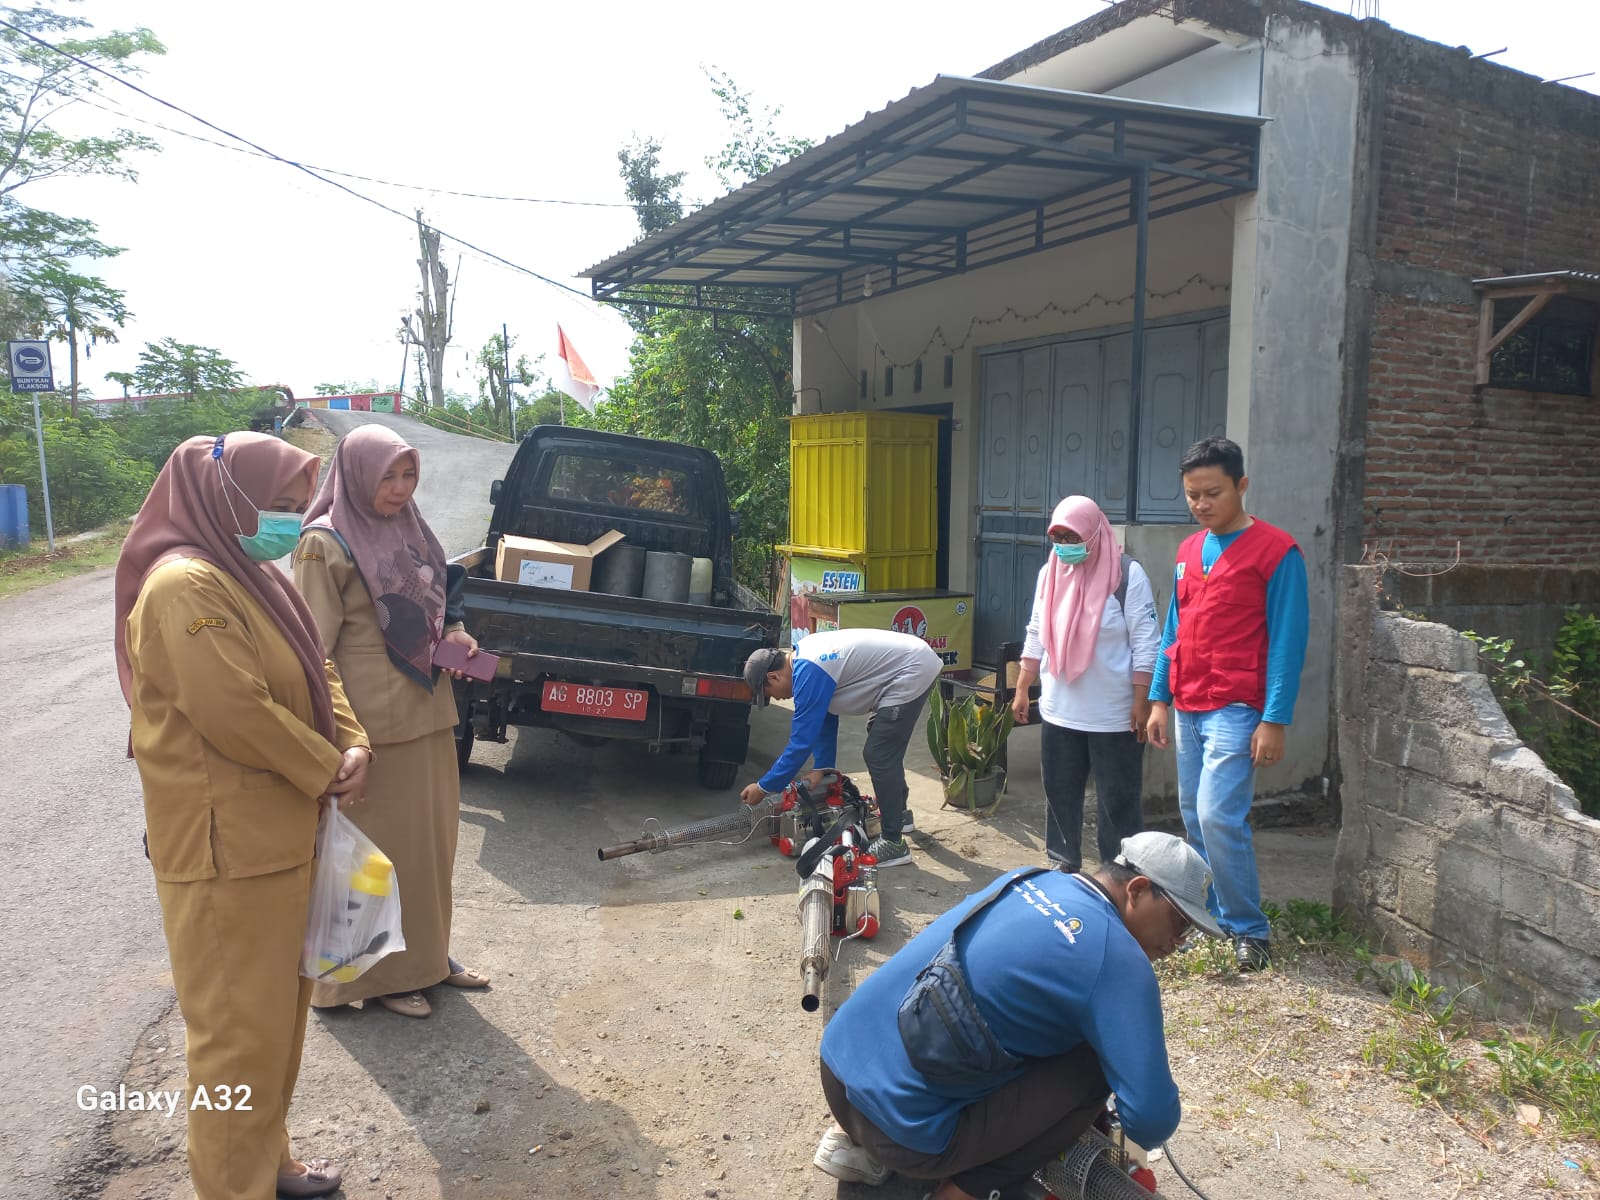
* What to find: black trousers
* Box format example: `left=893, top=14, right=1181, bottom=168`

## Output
left=1040, top=723, right=1145, bottom=871
left=861, top=684, right=933, bottom=839
left=820, top=1046, right=1109, bottom=1198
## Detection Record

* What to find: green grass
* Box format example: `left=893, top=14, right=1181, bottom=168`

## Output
left=1156, top=895, right=1600, bottom=1143
left=0, top=520, right=129, bottom=600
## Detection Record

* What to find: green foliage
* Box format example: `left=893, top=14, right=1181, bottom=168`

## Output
left=616, top=136, right=684, bottom=240
left=101, top=390, right=277, bottom=467
left=703, top=68, right=812, bottom=189
left=133, top=338, right=243, bottom=398
left=1263, top=898, right=1364, bottom=960
left=0, top=5, right=164, bottom=264
left=0, top=6, right=164, bottom=193
left=926, top=686, right=1014, bottom=815
left=15, top=260, right=130, bottom=410
left=1484, top=1002, right=1600, bottom=1139
left=474, top=332, right=539, bottom=431
left=1464, top=614, right=1600, bottom=817
left=1545, top=608, right=1600, bottom=818
left=0, top=385, right=271, bottom=537
left=598, top=73, right=811, bottom=594
left=1463, top=630, right=1534, bottom=717
left=1363, top=977, right=1478, bottom=1106
left=0, top=401, right=149, bottom=530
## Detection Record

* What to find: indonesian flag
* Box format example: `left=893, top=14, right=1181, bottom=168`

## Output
left=554, top=324, right=601, bottom=412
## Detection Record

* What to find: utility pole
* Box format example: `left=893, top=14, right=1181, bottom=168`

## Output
left=31, top=392, right=55, bottom=550
left=503, top=322, right=517, bottom=441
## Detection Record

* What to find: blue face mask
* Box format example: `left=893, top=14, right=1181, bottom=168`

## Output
left=238, top=511, right=304, bottom=561
left=1053, top=542, right=1090, bottom=565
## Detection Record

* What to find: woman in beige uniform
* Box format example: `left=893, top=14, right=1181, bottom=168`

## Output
left=116, top=432, right=372, bottom=1199
left=295, top=423, right=488, bottom=1019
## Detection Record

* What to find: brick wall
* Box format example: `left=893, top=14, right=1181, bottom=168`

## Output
left=1333, top=566, right=1600, bottom=1025
left=1359, top=71, right=1600, bottom=565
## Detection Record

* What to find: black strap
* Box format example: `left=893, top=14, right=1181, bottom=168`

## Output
left=1114, top=552, right=1133, bottom=612
left=795, top=803, right=865, bottom=878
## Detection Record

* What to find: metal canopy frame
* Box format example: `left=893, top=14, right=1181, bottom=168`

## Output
left=582, top=75, right=1263, bottom=320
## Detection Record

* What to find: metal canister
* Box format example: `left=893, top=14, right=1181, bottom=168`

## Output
left=844, top=865, right=880, bottom=937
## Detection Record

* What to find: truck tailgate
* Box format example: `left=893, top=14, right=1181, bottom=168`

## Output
left=461, top=577, right=778, bottom=678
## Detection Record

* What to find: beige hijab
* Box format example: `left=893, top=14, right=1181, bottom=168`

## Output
left=115, top=432, right=335, bottom=741
left=302, top=424, right=446, bottom=690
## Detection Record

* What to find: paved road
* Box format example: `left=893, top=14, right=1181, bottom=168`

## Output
left=0, top=412, right=516, bottom=1198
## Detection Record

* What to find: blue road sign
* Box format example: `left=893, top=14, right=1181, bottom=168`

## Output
left=7, top=340, right=54, bottom=393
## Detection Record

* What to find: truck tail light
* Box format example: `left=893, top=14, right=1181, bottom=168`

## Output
left=695, top=677, right=751, bottom=702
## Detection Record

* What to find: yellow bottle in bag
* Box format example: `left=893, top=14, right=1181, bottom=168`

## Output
left=315, top=850, right=394, bottom=983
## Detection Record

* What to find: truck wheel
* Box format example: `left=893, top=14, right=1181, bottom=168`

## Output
left=455, top=725, right=475, bottom=771
left=697, top=756, right=739, bottom=790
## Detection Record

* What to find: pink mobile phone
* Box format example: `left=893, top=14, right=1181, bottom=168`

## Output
left=432, top=639, right=498, bottom=683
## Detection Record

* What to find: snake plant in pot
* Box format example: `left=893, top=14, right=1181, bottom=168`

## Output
left=926, top=685, right=1015, bottom=816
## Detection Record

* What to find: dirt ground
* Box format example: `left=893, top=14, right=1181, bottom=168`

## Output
left=87, top=709, right=1600, bottom=1200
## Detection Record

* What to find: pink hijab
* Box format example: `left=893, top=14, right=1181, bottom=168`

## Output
left=1037, top=495, right=1122, bottom=683
left=115, top=432, right=336, bottom=742
left=303, top=424, right=446, bottom=690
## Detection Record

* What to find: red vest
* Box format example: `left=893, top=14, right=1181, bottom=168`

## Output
left=1166, top=518, right=1298, bottom=713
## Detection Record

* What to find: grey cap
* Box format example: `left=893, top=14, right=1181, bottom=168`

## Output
left=743, top=646, right=786, bottom=707
left=1114, top=831, right=1225, bottom=938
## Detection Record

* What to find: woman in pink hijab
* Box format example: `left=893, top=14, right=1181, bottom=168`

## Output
left=294, top=423, right=488, bottom=1020
left=1011, top=495, right=1161, bottom=872
left=117, top=432, right=371, bottom=1199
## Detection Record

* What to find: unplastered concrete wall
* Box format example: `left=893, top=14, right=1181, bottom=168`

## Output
left=1334, top=565, right=1600, bottom=1024
left=1228, top=10, right=1362, bottom=800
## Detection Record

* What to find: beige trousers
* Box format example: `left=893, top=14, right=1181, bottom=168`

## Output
left=156, top=861, right=314, bottom=1199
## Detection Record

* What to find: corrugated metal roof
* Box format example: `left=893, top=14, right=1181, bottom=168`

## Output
left=583, top=75, right=1263, bottom=317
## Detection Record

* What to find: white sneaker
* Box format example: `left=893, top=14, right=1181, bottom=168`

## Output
left=813, top=1126, right=890, bottom=1185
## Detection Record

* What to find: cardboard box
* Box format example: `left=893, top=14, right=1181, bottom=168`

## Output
left=495, top=530, right=626, bottom=591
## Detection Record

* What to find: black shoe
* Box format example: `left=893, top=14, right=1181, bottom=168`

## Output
left=1234, top=936, right=1272, bottom=973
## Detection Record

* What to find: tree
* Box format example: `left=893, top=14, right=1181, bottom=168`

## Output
left=398, top=211, right=455, bottom=409
left=596, top=74, right=812, bottom=592
left=474, top=332, right=535, bottom=430
left=703, top=69, right=811, bottom=190
left=133, top=338, right=243, bottom=400
left=17, top=261, right=128, bottom=414
left=617, top=136, right=685, bottom=240
left=103, top=368, right=133, bottom=396
left=0, top=5, right=164, bottom=262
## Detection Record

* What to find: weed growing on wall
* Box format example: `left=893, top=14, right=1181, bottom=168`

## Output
left=1465, top=611, right=1600, bottom=817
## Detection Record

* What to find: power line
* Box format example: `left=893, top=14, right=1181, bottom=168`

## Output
left=79, top=90, right=714, bottom=212
left=0, top=18, right=602, bottom=303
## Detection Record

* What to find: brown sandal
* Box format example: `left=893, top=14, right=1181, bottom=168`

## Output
left=444, top=957, right=490, bottom=988
left=375, top=991, right=431, bottom=1018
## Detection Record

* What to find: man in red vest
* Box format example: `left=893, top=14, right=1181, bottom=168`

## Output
left=1144, top=437, right=1308, bottom=973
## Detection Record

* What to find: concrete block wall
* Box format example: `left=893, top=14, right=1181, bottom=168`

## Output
left=1334, top=565, right=1600, bottom=1023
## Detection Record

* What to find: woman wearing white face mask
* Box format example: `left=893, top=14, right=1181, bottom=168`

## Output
left=115, top=433, right=372, bottom=1199
left=1011, top=495, right=1161, bottom=873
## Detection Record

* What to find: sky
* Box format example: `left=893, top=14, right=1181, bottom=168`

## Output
left=18, top=0, right=1600, bottom=403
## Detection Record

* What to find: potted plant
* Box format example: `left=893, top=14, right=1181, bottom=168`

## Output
left=926, top=684, right=1015, bottom=816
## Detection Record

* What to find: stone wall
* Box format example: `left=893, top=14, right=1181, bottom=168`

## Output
left=1334, top=565, right=1600, bottom=1023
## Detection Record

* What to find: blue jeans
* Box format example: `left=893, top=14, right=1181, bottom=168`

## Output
left=1175, top=703, right=1268, bottom=940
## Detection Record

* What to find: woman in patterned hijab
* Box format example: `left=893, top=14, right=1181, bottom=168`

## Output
left=295, top=423, right=490, bottom=1018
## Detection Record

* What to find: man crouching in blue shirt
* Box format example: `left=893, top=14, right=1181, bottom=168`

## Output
left=814, top=831, right=1222, bottom=1199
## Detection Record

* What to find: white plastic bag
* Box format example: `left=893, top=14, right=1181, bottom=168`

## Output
left=300, top=804, right=405, bottom=983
